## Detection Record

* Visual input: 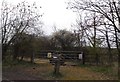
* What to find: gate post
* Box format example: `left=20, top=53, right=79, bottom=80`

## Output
left=54, top=58, right=60, bottom=75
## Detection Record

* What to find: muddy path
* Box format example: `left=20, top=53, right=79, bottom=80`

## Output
left=2, top=59, right=118, bottom=80
left=3, top=66, right=43, bottom=80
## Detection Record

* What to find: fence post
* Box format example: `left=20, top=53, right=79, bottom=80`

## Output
left=82, top=53, right=85, bottom=65
left=54, top=59, right=60, bottom=75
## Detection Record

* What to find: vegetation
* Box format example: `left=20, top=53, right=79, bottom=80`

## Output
left=2, top=58, right=118, bottom=80
left=2, top=0, right=119, bottom=80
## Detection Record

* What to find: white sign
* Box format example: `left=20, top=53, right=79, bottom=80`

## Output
left=79, top=54, right=83, bottom=59
left=47, top=52, right=52, bottom=58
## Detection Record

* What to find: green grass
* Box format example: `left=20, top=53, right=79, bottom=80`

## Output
left=73, top=61, right=118, bottom=79
left=2, top=58, right=38, bottom=69
left=90, top=66, right=112, bottom=73
left=88, top=65, right=118, bottom=78
left=78, top=64, right=90, bottom=67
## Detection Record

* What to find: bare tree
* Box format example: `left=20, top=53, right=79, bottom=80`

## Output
left=67, top=0, right=120, bottom=64
left=72, top=10, right=117, bottom=65
left=67, top=0, right=120, bottom=32
left=104, top=23, right=113, bottom=64
left=1, top=1, right=43, bottom=60
left=73, top=14, right=86, bottom=48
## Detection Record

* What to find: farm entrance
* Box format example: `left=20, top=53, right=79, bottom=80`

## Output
left=34, top=50, right=84, bottom=66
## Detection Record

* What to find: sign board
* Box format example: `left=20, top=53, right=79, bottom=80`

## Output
left=78, top=53, right=83, bottom=59
left=47, top=52, right=52, bottom=58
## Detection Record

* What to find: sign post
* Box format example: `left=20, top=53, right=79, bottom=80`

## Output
left=54, top=58, right=60, bottom=75
left=78, top=52, right=85, bottom=64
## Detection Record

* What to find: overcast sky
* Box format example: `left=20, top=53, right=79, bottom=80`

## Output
left=2, top=0, right=77, bottom=35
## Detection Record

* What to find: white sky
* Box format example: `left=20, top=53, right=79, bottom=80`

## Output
left=1, top=0, right=77, bottom=35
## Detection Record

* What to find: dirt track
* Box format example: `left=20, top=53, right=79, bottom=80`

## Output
left=3, top=66, right=43, bottom=80
left=2, top=59, right=118, bottom=80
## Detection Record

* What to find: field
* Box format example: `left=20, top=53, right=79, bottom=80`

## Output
left=2, top=58, right=118, bottom=80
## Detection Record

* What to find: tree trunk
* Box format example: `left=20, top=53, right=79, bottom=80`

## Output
left=114, top=27, right=120, bottom=60
left=30, top=52, right=34, bottom=63
left=82, top=52, right=85, bottom=65
left=2, top=44, right=8, bottom=60
left=93, top=14, right=99, bottom=65
left=95, top=53, right=99, bottom=65
left=105, top=26, right=112, bottom=65
left=20, top=55, right=24, bottom=61
left=13, top=44, right=19, bottom=61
